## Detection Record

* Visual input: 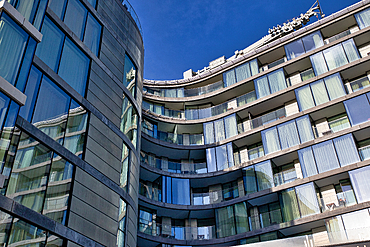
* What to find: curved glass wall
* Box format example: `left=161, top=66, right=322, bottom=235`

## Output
left=121, top=96, right=138, bottom=148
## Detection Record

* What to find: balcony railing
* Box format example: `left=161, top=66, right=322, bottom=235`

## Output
left=273, top=167, right=298, bottom=186
left=248, top=146, right=265, bottom=161
left=140, top=152, right=207, bottom=174
left=139, top=183, right=161, bottom=201
left=350, top=75, right=370, bottom=92
left=318, top=190, right=357, bottom=212
left=144, top=80, right=224, bottom=98
left=139, top=220, right=216, bottom=240
left=359, top=145, right=370, bottom=161
left=192, top=185, right=239, bottom=205
left=142, top=128, right=204, bottom=146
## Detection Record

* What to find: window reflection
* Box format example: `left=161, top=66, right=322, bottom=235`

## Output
left=121, top=96, right=138, bottom=148
left=124, top=54, right=137, bottom=97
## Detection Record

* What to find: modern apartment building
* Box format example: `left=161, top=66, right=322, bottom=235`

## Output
left=139, top=0, right=370, bottom=246
left=0, top=0, right=143, bottom=246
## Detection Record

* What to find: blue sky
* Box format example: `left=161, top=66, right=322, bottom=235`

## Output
left=129, top=0, right=360, bottom=80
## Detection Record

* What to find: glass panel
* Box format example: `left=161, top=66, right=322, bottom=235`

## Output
left=32, top=77, right=70, bottom=142
left=84, top=13, right=101, bottom=56
left=298, top=147, right=318, bottom=177
left=341, top=209, right=370, bottom=241
left=254, top=76, right=270, bottom=99
left=355, top=7, right=370, bottom=29
left=296, top=115, right=314, bottom=143
left=302, top=31, right=324, bottom=52
left=243, top=166, right=257, bottom=194
left=325, top=216, right=347, bottom=243
left=120, top=97, right=138, bottom=148
left=261, top=127, right=281, bottom=155
left=8, top=219, right=46, bottom=245
left=223, top=70, right=236, bottom=87
left=36, top=17, right=64, bottom=72
left=224, top=114, right=237, bottom=139
left=203, top=122, right=214, bottom=144
left=44, top=156, right=73, bottom=224
left=280, top=188, right=300, bottom=221
left=295, top=85, right=315, bottom=111
left=323, top=43, right=348, bottom=71
left=58, top=38, right=90, bottom=96
left=0, top=92, right=10, bottom=130
left=64, top=100, right=87, bottom=155
left=324, top=73, right=346, bottom=100
left=216, top=206, right=235, bottom=238
left=342, top=39, right=360, bottom=63
left=216, top=145, right=228, bottom=171
left=295, top=183, right=320, bottom=217
left=87, top=0, right=96, bottom=8
left=123, top=54, right=137, bottom=97
left=285, top=39, right=305, bottom=60
left=206, top=148, right=216, bottom=172
left=310, top=52, right=328, bottom=76
left=250, top=59, right=259, bottom=76
left=310, top=80, right=329, bottom=105
left=214, top=119, right=225, bottom=142
left=267, top=69, right=286, bottom=94
left=344, top=95, right=370, bottom=126
left=277, top=120, right=300, bottom=150
left=64, top=0, right=87, bottom=39
left=234, top=202, right=249, bottom=234
left=226, top=143, right=234, bottom=168
left=235, top=62, right=251, bottom=82
left=312, top=140, right=340, bottom=173
left=172, top=178, right=190, bottom=205
left=6, top=133, right=52, bottom=213
left=255, top=160, right=274, bottom=191
left=48, top=0, right=67, bottom=19
left=349, top=165, right=370, bottom=203
left=0, top=13, right=28, bottom=85
left=333, top=134, right=360, bottom=167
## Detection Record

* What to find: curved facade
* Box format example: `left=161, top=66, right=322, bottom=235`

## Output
left=0, top=0, right=143, bottom=246
left=139, top=1, right=370, bottom=246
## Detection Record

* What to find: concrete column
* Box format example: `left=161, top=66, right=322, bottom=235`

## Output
left=294, top=159, right=303, bottom=179
left=249, top=207, right=261, bottom=230
left=312, top=226, right=330, bottom=246
left=237, top=178, right=245, bottom=197
left=320, top=185, right=339, bottom=211
left=162, top=217, right=171, bottom=237
left=183, top=134, right=190, bottom=145
left=161, top=157, right=168, bottom=172
left=315, top=118, right=330, bottom=137
left=240, top=148, right=249, bottom=164
left=285, top=100, right=299, bottom=116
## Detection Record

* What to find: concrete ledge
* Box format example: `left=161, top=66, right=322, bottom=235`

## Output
left=0, top=0, right=42, bottom=42
left=0, top=76, right=26, bottom=106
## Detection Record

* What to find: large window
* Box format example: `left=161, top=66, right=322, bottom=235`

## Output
left=310, top=39, right=360, bottom=76
left=203, top=114, right=238, bottom=144
left=242, top=160, right=274, bottom=195
left=261, top=115, right=313, bottom=155
left=120, top=96, right=138, bottom=148
left=0, top=13, right=36, bottom=88
left=123, top=54, right=137, bottom=98
left=285, top=31, right=324, bottom=60
left=48, top=0, right=101, bottom=56
left=343, top=94, right=370, bottom=126
left=295, top=73, right=346, bottom=111
left=116, top=199, right=127, bottom=247
left=206, top=143, right=234, bottom=172
left=8, top=0, right=48, bottom=30
left=162, top=176, right=190, bottom=205
left=20, top=66, right=88, bottom=156
left=355, top=7, right=370, bottom=29
left=36, top=17, right=90, bottom=96
left=2, top=131, right=74, bottom=225
left=254, top=69, right=287, bottom=99
left=349, top=165, right=370, bottom=203
left=299, top=134, right=359, bottom=178
left=223, top=59, right=258, bottom=87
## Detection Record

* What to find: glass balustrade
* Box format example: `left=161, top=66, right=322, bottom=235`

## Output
left=350, top=76, right=370, bottom=92
left=318, top=191, right=357, bottom=212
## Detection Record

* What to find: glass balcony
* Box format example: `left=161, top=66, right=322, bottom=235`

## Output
left=359, top=145, right=370, bottom=161
left=139, top=221, right=216, bottom=240
left=350, top=76, right=370, bottom=92
left=139, top=183, right=161, bottom=201
left=318, top=190, right=357, bottom=212
left=328, top=116, right=351, bottom=133
left=326, top=29, right=352, bottom=44
left=248, top=146, right=264, bottom=161
left=273, top=167, right=297, bottom=186
left=140, top=152, right=207, bottom=174
left=259, top=209, right=283, bottom=228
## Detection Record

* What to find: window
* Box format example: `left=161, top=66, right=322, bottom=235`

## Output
left=349, top=165, right=370, bottom=203
left=124, top=54, right=137, bottom=98
left=310, top=39, right=360, bottom=76
left=121, top=97, right=138, bottom=148
left=285, top=31, right=324, bottom=60
left=261, top=127, right=281, bottom=154
left=223, top=59, right=258, bottom=87
left=162, top=176, right=190, bottom=205
left=8, top=0, right=48, bottom=30
left=203, top=114, right=238, bottom=144
left=355, top=7, right=370, bottom=29
left=0, top=13, right=32, bottom=86
left=295, top=183, right=320, bottom=217
left=36, top=17, right=90, bottom=96
left=216, top=206, right=236, bottom=238
left=116, top=199, right=127, bottom=247
left=20, top=66, right=88, bottom=156
left=254, top=69, right=287, bottom=99
left=295, top=73, right=345, bottom=111
left=344, top=94, right=370, bottom=126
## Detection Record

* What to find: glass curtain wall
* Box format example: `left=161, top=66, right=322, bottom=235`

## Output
left=285, top=31, right=324, bottom=60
